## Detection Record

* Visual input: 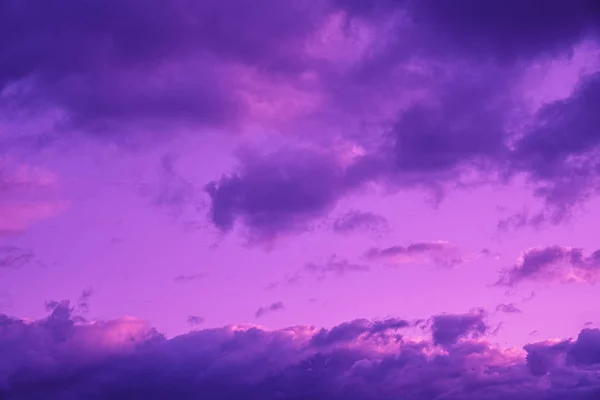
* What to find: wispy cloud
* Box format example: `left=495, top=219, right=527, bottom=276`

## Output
left=364, top=241, right=464, bottom=268
left=173, top=274, right=205, bottom=283
left=332, top=210, right=389, bottom=235
left=496, top=303, right=523, bottom=314
left=0, top=246, right=39, bottom=269
left=304, top=256, right=370, bottom=280
left=255, top=301, right=284, bottom=318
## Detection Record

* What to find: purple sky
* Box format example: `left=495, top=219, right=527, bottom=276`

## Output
left=1, top=1, right=600, bottom=398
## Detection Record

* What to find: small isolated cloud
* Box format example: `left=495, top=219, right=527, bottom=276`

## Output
left=364, top=241, right=464, bottom=268
left=430, top=310, right=488, bottom=348
left=305, top=255, right=370, bottom=280
left=332, top=210, right=389, bottom=234
left=173, top=274, right=205, bottom=283
left=187, top=315, right=205, bottom=327
left=497, top=245, right=600, bottom=286
left=255, top=301, right=284, bottom=318
left=496, top=303, right=523, bottom=314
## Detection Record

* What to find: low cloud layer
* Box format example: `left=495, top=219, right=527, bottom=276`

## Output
left=1, top=304, right=600, bottom=399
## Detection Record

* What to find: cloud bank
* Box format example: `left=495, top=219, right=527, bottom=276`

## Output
left=1, top=303, right=600, bottom=399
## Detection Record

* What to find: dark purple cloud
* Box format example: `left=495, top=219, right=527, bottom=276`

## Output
left=0, top=0, right=332, bottom=136
left=498, top=245, right=600, bottom=286
left=255, top=301, right=285, bottom=318
left=3, top=306, right=600, bottom=399
left=332, top=210, right=389, bottom=234
left=524, top=328, right=600, bottom=377
left=524, top=340, right=571, bottom=376
left=496, top=303, right=523, bottom=314
left=310, top=318, right=408, bottom=347
left=338, top=0, right=600, bottom=62
left=205, top=148, right=367, bottom=240
left=4, top=0, right=600, bottom=239
left=430, top=311, right=488, bottom=348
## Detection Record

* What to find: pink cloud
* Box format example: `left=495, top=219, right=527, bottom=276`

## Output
left=498, top=245, right=600, bottom=286
left=0, top=161, right=65, bottom=235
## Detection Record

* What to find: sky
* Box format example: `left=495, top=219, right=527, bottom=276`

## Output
left=1, top=0, right=600, bottom=399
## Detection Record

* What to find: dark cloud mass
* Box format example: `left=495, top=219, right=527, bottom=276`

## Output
left=2, top=305, right=600, bottom=399
left=201, top=0, right=600, bottom=237
left=0, top=0, right=327, bottom=134
left=3, top=0, right=600, bottom=236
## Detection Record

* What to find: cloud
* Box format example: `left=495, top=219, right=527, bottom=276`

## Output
left=267, top=255, right=369, bottom=290
left=364, top=241, right=464, bottom=268
left=0, top=160, right=64, bottom=235
left=338, top=0, right=599, bottom=62
left=76, top=287, right=93, bottom=314
left=497, top=245, right=600, bottom=286
left=173, top=274, right=205, bottom=283
left=430, top=310, right=488, bottom=348
left=0, top=0, right=333, bottom=138
left=310, top=317, right=409, bottom=347
left=187, top=315, right=205, bottom=326
left=3, top=0, right=600, bottom=239
left=0, top=161, right=57, bottom=192
left=305, top=256, right=370, bottom=280
left=0, top=246, right=38, bottom=269
left=332, top=210, right=389, bottom=234
left=144, top=154, right=203, bottom=219
left=2, top=306, right=600, bottom=398
left=255, top=301, right=285, bottom=318
left=205, top=147, right=371, bottom=241
left=496, top=303, right=523, bottom=314
left=510, top=72, right=600, bottom=216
